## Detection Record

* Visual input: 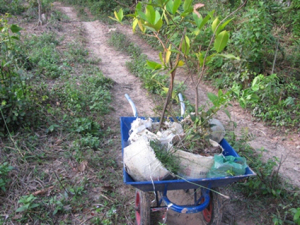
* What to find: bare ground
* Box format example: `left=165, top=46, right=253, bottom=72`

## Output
left=54, top=2, right=299, bottom=224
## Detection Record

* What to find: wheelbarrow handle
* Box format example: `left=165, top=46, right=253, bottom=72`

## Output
left=161, top=188, right=210, bottom=214
left=125, top=94, right=138, bottom=117
left=125, top=93, right=185, bottom=118
left=178, top=93, right=185, bottom=117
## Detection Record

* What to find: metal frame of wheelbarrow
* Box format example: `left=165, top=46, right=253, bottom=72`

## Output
left=121, top=94, right=256, bottom=224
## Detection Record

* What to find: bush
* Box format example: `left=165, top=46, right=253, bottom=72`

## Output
left=0, top=15, right=35, bottom=134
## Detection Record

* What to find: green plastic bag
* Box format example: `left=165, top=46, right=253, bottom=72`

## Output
left=207, top=155, right=248, bottom=178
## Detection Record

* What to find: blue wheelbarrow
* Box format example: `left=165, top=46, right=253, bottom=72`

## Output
left=120, top=94, right=256, bottom=225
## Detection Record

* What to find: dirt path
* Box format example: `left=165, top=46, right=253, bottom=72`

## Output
left=54, top=2, right=299, bottom=224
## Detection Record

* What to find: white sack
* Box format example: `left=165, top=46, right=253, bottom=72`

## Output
left=124, top=139, right=170, bottom=181
left=173, top=140, right=223, bottom=179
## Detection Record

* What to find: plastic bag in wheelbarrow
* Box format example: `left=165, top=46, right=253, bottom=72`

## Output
left=207, top=155, right=248, bottom=178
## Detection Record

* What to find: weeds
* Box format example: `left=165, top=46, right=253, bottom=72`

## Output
left=226, top=129, right=300, bottom=224
left=0, top=162, right=13, bottom=193
left=0, top=4, right=127, bottom=224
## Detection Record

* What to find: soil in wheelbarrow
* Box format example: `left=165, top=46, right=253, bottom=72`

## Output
left=54, top=2, right=299, bottom=225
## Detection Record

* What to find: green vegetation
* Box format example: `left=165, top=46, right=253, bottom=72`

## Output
left=59, top=0, right=132, bottom=23
left=113, top=0, right=300, bottom=128
left=0, top=0, right=27, bottom=15
left=226, top=129, right=300, bottom=224
left=0, top=3, right=128, bottom=224
left=150, top=140, right=180, bottom=174
left=199, top=0, right=300, bottom=128
left=1, top=1, right=300, bottom=224
left=0, top=162, right=13, bottom=192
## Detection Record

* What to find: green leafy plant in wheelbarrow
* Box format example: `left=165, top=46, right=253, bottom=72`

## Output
left=113, top=0, right=245, bottom=155
left=115, top=1, right=254, bottom=225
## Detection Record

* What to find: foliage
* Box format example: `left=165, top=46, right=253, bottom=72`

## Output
left=230, top=2, right=276, bottom=75
left=0, top=14, right=37, bottom=135
left=16, top=194, right=40, bottom=213
left=0, top=3, right=124, bottom=224
left=231, top=74, right=300, bottom=126
left=0, top=0, right=27, bottom=15
left=197, top=0, right=300, bottom=128
left=53, top=72, right=112, bottom=115
left=226, top=129, right=300, bottom=224
left=150, top=140, right=180, bottom=174
left=179, top=90, right=232, bottom=153
left=59, top=0, right=131, bottom=23
left=114, top=0, right=237, bottom=129
left=0, top=162, right=13, bottom=193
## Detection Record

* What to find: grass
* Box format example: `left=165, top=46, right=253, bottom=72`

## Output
left=0, top=7, right=135, bottom=225
left=225, top=128, right=300, bottom=224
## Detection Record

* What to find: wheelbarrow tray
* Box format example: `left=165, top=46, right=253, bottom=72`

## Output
left=121, top=117, right=256, bottom=192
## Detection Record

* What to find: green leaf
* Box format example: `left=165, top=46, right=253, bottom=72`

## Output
left=196, top=52, right=204, bottom=66
left=216, top=18, right=233, bottom=35
left=157, top=0, right=169, bottom=6
left=205, top=53, right=216, bottom=65
left=16, top=206, right=28, bottom=212
left=137, top=20, right=146, bottom=33
left=165, top=45, right=171, bottom=64
left=223, top=109, right=231, bottom=119
left=132, top=18, right=138, bottom=32
left=207, top=92, right=218, bottom=105
left=30, top=203, right=40, bottom=209
left=153, top=18, right=163, bottom=31
left=146, top=5, right=156, bottom=24
left=116, top=8, right=123, bottom=22
left=172, top=0, right=182, bottom=14
left=193, top=28, right=200, bottom=36
left=208, top=9, right=215, bottom=18
left=198, top=13, right=211, bottom=30
left=154, top=10, right=161, bottom=24
left=214, top=30, right=229, bottom=53
left=177, top=60, right=184, bottom=67
left=147, top=60, right=162, bottom=70
left=294, top=209, right=300, bottom=220
left=183, top=0, right=192, bottom=11
left=136, top=2, right=142, bottom=12
left=193, top=12, right=203, bottom=28
left=166, top=0, right=174, bottom=14
left=217, top=54, right=240, bottom=60
left=218, top=89, right=223, bottom=97
left=10, top=24, right=22, bottom=33
left=137, top=5, right=147, bottom=21
left=11, top=36, right=19, bottom=40
left=162, top=87, right=169, bottom=94
left=251, top=76, right=260, bottom=91
left=239, top=98, right=246, bottom=108
left=182, top=35, right=190, bottom=56
left=212, top=17, right=220, bottom=33
left=159, top=52, right=164, bottom=64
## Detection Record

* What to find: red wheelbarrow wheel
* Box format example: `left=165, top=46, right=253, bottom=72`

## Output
left=135, top=189, right=150, bottom=225
left=202, top=188, right=223, bottom=225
